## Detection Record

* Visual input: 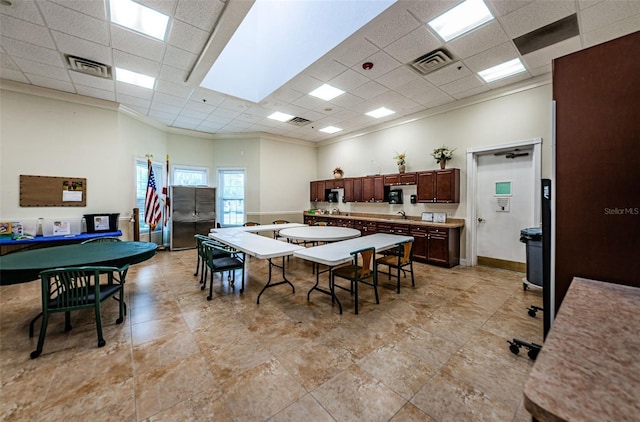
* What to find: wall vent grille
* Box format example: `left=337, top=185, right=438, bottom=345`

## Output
left=65, top=54, right=112, bottom=79
left=408, top=48, right=455, bottom=76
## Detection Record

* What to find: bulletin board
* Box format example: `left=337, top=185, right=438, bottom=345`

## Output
left=19, top=175, right=87, bottom=207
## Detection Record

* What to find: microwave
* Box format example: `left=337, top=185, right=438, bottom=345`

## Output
left=325, top=189, right=339, bottom=203
left=387, top=189, right=403, bottom=204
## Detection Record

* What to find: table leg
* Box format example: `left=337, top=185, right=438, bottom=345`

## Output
left=307, top=265, right=342, bottom=314
left=256, top=256, right=295, bottom=304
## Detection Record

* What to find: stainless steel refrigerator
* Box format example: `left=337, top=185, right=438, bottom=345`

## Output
left=170, top=186, right=216, bottom=250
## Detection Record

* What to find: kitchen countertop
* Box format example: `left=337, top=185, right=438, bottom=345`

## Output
left=303, top=211, right=465, bottom=229
left=523, top=277, right=640, bottom=421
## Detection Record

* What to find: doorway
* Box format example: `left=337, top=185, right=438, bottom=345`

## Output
left=466, top=138, right=542, bottom=268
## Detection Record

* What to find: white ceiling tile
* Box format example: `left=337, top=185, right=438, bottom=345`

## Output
left=234, top=113, right=262, bottom=123
left=383, top=26, right=442, bottom=64
left=155, top=79, right=193, bottom=98
left=13, top=56, right=69, bottom=80
left=447, top=21, right=510, bottom=59
left=69, top=70, right=114, bottom=91
left=174, top=0, right=224, bottom=31
left=451, top=84, right=490, bottom=100
left=485, top=70, right=531, bottom=89
left=291, top=94, right=325, bottom=111
left=149, top=108, right=178, bottom=122
left=328, top=92, right=365, bottom=109
left=197, top=120, right=225, bottom=131
left=124, top=105, right=151, bottom=116
left=173, top=115, right=203, bottom=127
left=521, top=36, right=582, bottom=70
left=76, top=85, right=115, bottom=101
left=210, top=107, right=240, bottom=119
left=425, top=63, right=472, bottom=86
left=529, top=63, right=551, bottom=77
left=51, top=30, right=112, bottom=65
left=579, top=1, right=640, bottom=33
left=305, top=58, right=348, bottom=82
left=359, top=5, right=421, bottom=48
left=577, top=0, right=603, bottom=11
left=421, top=94, right=455, bottom=109
left=353, top=50, right=401, bottom=79
left=269, top=87, right=306, bottom=104
left=183, top=99, right=217, bottom=114
left=487, top=0, right=535, bottom=18
left=0, top=52, right=19, bottom=70
left=287, top=74, right=323, bottom=95
left=167, top=19, right=208, bottom=54
left=462, top=42, right=521, bottom=73
left=203, top=113, right=232, bottom=125
left=331, top=37, right=380, bottom=67
left=116, top=81, right=154, bottom=100
left=137, top=0, right=177, bottom=17
left=0, top=0, right=46, bottom=25
left=158, top=64, right=188, bottom=83
left=113, top=50, right=161, bottom=77
left=0, top=15, right=56, bottom=49
left=394, top=78, right=449, bottom=103
left=38, top=0, right=109, bottom=45
left=49, top=0, right=107, bottom=20
left=150, top=101, right=182, bottom=114
left=439, top=74, right=485, bottom=96
left=163, top=45, right=198, bottom=71
left=375, top=66, right=419, bottom=89
left=188, top=89, right=224, bottom=106
left=407, top=0, right=461, bottom=23
left=498, top=0, right=576, bottom=39
left=25, top=73, right=75, bottom=92
left=329, top=68, right=370, bottom=91
left=0, top=67, right=30, bottom=83
left=582, top=14, right=640, bottom=48
left=218, top=97, right=251, bottom=112
left=178, top=108, right=209, bottom=120
left=1, top=37, right=63, bottom=67
left=350, top=80, right=388, bottom=100
left=117, top=93, right=153, bottom=108
left=152, top=91, right=187, bottom=107
left=110, top=25, right=166, bottom=63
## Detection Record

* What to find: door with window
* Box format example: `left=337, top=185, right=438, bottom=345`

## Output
left=218, top=169, right=246, bottom=226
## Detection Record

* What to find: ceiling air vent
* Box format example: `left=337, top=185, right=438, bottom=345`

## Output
left=408, top=48, right=455, bottom=76
left=287, top=116, right=311, bottom=126
left=65, top=54, right=112, bottom=79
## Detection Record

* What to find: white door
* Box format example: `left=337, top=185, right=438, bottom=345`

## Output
left=476, top=149, right=535, bottom=264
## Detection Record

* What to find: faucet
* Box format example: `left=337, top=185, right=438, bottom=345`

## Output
left=398, top=210, right=406, bottom=219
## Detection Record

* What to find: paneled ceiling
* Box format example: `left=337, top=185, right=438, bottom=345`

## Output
left=1, top=0, right=638, bottom=142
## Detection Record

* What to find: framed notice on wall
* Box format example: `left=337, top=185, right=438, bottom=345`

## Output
left=20, top=175, right=87, bottom=207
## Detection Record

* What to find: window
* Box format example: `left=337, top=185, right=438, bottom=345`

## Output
left=172, top=165, right=209, bottom=186
left=136, top=159, right=165, bottom=231
left=218, top=169, right=245, bottom=226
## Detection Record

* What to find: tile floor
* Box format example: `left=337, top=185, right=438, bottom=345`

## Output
left=1, top=249, right=543, bottom=421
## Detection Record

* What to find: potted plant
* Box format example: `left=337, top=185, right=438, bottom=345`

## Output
left=394, top=153, right=406, bottom=173
left=432, top=146, right=455, bottom=169
left=333, top=167, right=344, bottom=179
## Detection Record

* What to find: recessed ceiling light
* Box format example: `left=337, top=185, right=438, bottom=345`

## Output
left=309, top=84, right=345, bottom=101
left=268, top=111, right=294, bottom=122
left=478, top=58, right=526, bottom=83
left=115, top=67, right=155, bottom=89
left=109, top=0, right=169, bottom=41
left=366, top=107, right=395, bottom=119
left=319, top=126, right=343, bottom=134
left=428, top=0, right=494, bottom=42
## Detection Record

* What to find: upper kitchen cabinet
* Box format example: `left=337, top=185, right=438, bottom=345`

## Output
left=417, top=169, right=460, bottom=203
left=362, top=175, right=385, bottom=202
left=384, top=172, right=417, bottom=186
left=343, top=177, right=364, bottom=202
left=310, top=180, right=326, bottom=202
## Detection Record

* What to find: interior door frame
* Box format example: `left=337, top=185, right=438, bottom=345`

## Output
left=465, top=137, right=542, bottom=266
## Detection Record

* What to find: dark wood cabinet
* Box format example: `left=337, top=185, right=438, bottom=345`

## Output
left=426, top=227, right=460, bottom=267
left=410, top=226, right=428, bottom=261
left=384, top=172, right=417, bottom=186
left=310, top=180, right=326, bottom=202
left=353, top=219, right=376, bottom=235
left=362, top=175, right=385, bottom=202
left=416, top=169, right=460, bottom=203
left=325, top=178, right=344, bottom=189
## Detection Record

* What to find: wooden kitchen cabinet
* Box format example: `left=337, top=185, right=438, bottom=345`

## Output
left=426, top=227, right=460, bottom=267
left=362, top=175, right=385, bottom=202
left=310, top=180, right=326, bottom=202
left=384, top=172, right=417, bottom=186
left=416, top=169, right=460, bottom=203
left=410, top=226, right=428, bottom=261
left=353, top=219, right=376, bottom=235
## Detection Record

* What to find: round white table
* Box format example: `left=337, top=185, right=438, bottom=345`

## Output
left=278, top=226, right=361, bottom=242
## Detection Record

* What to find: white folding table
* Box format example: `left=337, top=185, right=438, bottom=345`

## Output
left=209, top=229, right=304, bottom=303
left=294, top=233, right=413, bottom=313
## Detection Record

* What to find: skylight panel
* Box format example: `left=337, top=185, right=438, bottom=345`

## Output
left=110, top=0, right=169, bottom=41
left=200, top=0, right=396, bottom=103
left=428, top=0, right=494, bottom=42
left=319, top=126, right=343, bottom=134
left=366, top=107, right=395, bottom=119
left=478, top=58, right=526, bottom=83
left=115, top=67, right=155, bottom=89
left=309, top=84, right=345, bottom=101
left=268, top=111, right=294, bottom=122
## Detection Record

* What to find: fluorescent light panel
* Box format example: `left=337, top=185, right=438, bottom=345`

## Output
left=110, top=0, right=169, bottom=41
left=268, top=111, right=294, bottom=122
left=115, top=67, right=155, bottom=89
left=428, top=0, right=493, bottom=42
left=478, top=58, right=526, bottom=83
left=309, top=84, right=344, bottom=101
left=200, top=0, right=396, bottom=103
left=366, top=107, right=395, bottom=118
left=319, top=126, right=342, bottom=134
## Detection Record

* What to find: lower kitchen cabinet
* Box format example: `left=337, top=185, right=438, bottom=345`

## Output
left=426, top=227, right=460, bottom=267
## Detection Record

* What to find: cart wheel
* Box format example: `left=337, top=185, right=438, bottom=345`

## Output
left=528, top=348, right=539, bottom=360
left=528, top=308, right=537, bottom=317
left=523, top=282, right=528, bottom=291
left=509, top=343, right=520, bottom=355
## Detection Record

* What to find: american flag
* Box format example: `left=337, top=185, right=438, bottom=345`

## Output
left=145, top=161, right=162, bottom=231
